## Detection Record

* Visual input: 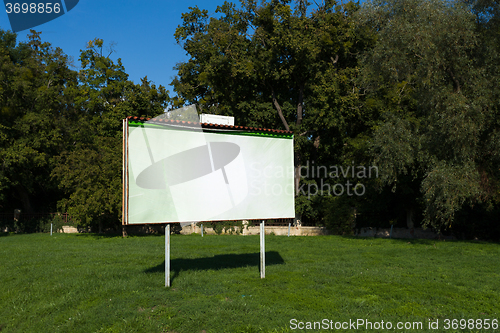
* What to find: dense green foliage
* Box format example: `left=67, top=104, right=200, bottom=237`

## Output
left=0, top=32, right=170, bottom=230
left=0, top=233, right=499, bottom=332
left=171, top=0, right=499, bottom=237
left=51, top=39, right=170, bottom=230
left=0, top=30, right=77, bottom=214
left=0, top=0, right=499, bottom=237
left=173, top=0, right=377, bottom=222
left=358, top=0, right=500, bottom=232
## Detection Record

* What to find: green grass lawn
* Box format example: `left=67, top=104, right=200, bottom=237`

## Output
left=0, top=233, right=499, bottom=333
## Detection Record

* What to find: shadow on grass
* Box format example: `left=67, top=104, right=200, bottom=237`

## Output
left=74, top=233, right=166, bottom=239
left=341, top=235, right=498, bottom=244
left=144, top=251, right=285, bottom=283
left=73, top=233, right=123, bottom=239
left=341, top=235, right=440, bottom=245
left=384, top=237, right=446, bottom=245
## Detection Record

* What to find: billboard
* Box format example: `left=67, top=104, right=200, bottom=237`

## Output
left=122, top=118, right=294, bottom=224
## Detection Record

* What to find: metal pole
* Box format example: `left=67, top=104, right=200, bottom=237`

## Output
left=260, top=220, right=265, bottom=278
left=50, top=223, right=53, bottom=236
left=288, top=222, right=290, bottom=237
left=165, top=224, right=170, bottom=287
left=201, top=224, right=203, bottom=237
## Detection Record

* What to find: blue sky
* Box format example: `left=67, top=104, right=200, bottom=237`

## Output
left=0, top=0, right=229, bottom=94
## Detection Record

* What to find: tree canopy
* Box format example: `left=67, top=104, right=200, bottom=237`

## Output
left=0, top=0, right=498, bottom=238
left=171, top=0, right=499, bottom=237
left=358, top=0, right=500, bottom=231
left=0, top=30, right=170, bottom=231
left=173, top=0, right=377, bottom=222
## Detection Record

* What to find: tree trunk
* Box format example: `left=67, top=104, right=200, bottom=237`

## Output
left=296, top=84, right=304, bottom=127
left=14, top=185, right=34, bottom=214
left=272, top=85, right=305, bottom=222
left=272, top=89, right=290, bottom=132
left=294, top=84, right=305, bottom=222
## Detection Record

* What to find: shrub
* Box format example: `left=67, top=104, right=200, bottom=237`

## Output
left=208, top=220, right=244, bottom=235
left=323, top=196, right=356, bottom=235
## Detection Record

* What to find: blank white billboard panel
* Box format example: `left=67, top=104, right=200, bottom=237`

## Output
left=124, top=122, right=294, bottom=223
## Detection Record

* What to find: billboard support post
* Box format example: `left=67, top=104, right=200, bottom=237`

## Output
left=124, top=114, right=295, bottom=285
left=165, top=224, right=170, bottom=287
left=260, top=221, right=265, bottom=279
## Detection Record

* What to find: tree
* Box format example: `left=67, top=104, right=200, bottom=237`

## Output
left=172, top=0, right=375, bottom=223
left=51, top=39, right=170, bottom=231
left=0, top=29, right=78, bottom=213
left=358, top=0, right=500, bottom=231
